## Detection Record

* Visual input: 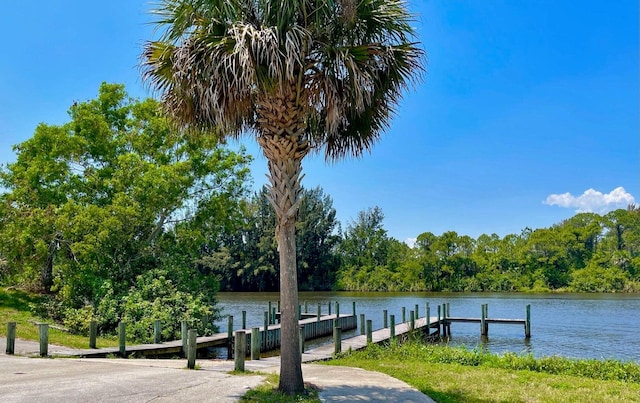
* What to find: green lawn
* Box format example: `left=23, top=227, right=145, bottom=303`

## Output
left=325, top=342, right=640, bottom=403
left=0, top=287, right=118, bottom=349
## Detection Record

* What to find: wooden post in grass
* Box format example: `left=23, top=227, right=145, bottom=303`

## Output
left=390, top=315, right=396, bottom=341
left=383, top=310, right=388, bottom=328
left=118, top=322, right=126, bottom=357
left=89, top=320, right=97, bottom=348
left=251, top=327, right=260, bottom=360
left=360, top=314, right=365, bottom=335
left=39, top=323, right=49, bottom=357
left=6, top=322, right=16, bottom=355
left=333, top=320, right=341, bottom=354
left=187, top=329, right=197, bottom=369
left=366, top=320, right=372, bottom=344
left=525, top=304, right=531, bottom=338
left=234, top=330, right=245, bottom=372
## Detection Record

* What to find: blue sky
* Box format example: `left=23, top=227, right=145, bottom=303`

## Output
left=1, top=1, right=638, bottom=244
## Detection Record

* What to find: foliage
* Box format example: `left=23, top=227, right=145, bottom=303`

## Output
left=0, top=83, right=251, bottom=338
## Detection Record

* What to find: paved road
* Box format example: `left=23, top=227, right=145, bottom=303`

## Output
left=1, top=337, right=434, bottom=402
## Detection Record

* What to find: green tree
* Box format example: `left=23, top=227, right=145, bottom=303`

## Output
left=142, top=0, right=423, bottom=393
left=0, top=83, right=251, bottom=337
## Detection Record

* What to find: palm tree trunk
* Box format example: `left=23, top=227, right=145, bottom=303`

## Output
left=257, top=91, right=309, bottom=394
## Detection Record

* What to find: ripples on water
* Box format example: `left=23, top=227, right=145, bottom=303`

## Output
left=214, top=292, right=640, bottom=362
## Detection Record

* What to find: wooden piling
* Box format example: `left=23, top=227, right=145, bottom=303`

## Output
left=263, top=312, right=269, bottom=349
left=402, top=307, right=406, bottom=323
left=366, top=320, right=372, bottom=344
left=272, top=307, right=276, bottom=324
left=437, top=305, right=441, bottom=335
left=360, top=313, right=365, bottom=335
left=227, top=315, right=233, bottom=358
left=182, top=320, right=188, bottom=353
left=525, top=304, right=531, bottom=338
left=334, top=321, right=341, bottom=354
left=39, top=323, right=49, bottom=357
left=442, top=304, right=448, bottom=338
left=251, top=327, right=260, bottom=360
left=317, top=303, right=321, bottom=322
left=268, top=301, right=272, bottom=324
left=90, top=320, right=97, bottom=348
left=6, top=322, right=16, bottom=355
left=242, top=311, right=247, bottom=330
left=299, top=325, right=305, bottom=354
left=328, top=301, right=332, bottom=315
left=298, top=305, right=302, bottom=320
left=447, top=303, right=452, bottom=335
left=383, top=310, right=388, bottom=328
left=415, top=304, right=419, bottom=319
left=480, top=304, right=487, bottom=336
left=187, top=329, right=197, bottom=369
left=152, top=320, right=161, bottom=344
left=234, top=330, right=246, bottom=371
left=390, top=315, right=396, bottom=340
left=118, top=322, right=125, bottom=357
left=410, top=311, right=415, bottom=332
left=336, top=301, right=340, bottom=318
left=426, top=303, right=431, bottom=336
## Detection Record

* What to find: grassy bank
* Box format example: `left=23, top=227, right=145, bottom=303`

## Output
left=326, top=342, right=640, bottom=402
left=0, top=287, right=118, bottom=349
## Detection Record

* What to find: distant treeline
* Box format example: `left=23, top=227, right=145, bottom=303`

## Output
left=0, top=84, right=638, bottom=340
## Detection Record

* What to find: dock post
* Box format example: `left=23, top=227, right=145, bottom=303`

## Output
left=187, top=329, right=197, bottom=369
left=415, top=304, right=419, bottom=319
left=317, top=303, right=321, bottom=322
left=383, top=310, right=388, bottom=328
left=483, top=304, right=489, bottom=335
left=234, top=330, right=246, bottom=372
left=402, top=307, right=406, bottom=323
left=336, top=301, right=340, bottom=318
left=410, top=311, right=415, bottom=332
left=442, top=305, right=448, bottom=338
left=153, top=319, right=161, bottom=344
left=328, top=302, right=332, bottom=315
left=525, top=304, right=531, bottom=338
left=251, top=327, right=260, bottom=359
left=298, top=305, right=302, bottom=320
left=425, top=303, right=431, bottom=336
left=299, top=325, right=305, bottom=354
left=182, top=320, right=188, bottom=354
left=6, top=322, right=16, bottom=355
left=242, top=311, right=247, bottom=330
left=118, top=322, right=125, bottom=357
left=305, top=301, right=308, bottom=313
left=268, top=301, right=272, bottom=324
left=437, top=305, right=441, bottom=335
left=272, top=307, right=277, bottom=324
left=366, top=320, right=373, bottom=344
left=334, top=320, right=342, bottom=354
left=446, top=303, right=451, bottom=335
left=390, top=315, right=396, bottom=341
left=360, top=313, right=365, bottom=335
left=227, top=315, right=234, bottom=359
left=90, top=320, right=97, bottom=348
left=480, top=304, right=486, bottom=336
left=353, top=301, right=356, bottom=316
left=263, top=312, right=269, bottom=350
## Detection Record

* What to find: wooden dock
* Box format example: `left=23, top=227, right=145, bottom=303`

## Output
left=67, top=313, right=356, bottom=358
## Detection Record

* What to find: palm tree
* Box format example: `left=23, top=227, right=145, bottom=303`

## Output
left=142, top=0, right=424, bottom=394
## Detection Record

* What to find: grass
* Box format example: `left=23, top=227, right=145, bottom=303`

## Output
left=325, top=342, right=640, bottom=402
left=241, top=373, right=320, bottom=403
left=0, top=287, right=118, bottom=349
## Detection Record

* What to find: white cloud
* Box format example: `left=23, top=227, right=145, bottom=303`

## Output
left=404, top=237, right=417, bottom=248
left=544, top=186, right=636, bottom=214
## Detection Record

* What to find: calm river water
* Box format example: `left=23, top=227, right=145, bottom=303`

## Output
left=214, top=292, right=640, bottom=363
